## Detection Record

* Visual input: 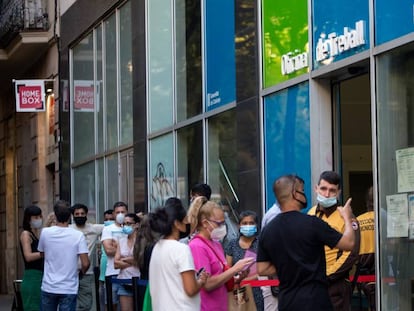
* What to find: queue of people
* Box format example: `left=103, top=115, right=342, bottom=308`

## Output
left=18, top=175, right=375, bottom=311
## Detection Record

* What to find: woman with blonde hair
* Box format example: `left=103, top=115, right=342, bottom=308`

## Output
left=187, top=196, right=253, bottom=311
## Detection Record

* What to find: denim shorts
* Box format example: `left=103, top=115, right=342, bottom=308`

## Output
left=117, top=284, right=133, bottom=297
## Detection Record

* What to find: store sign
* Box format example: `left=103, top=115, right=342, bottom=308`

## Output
left=15, top=80, right=45, bottom=112
left=316, top=20, right=366, bottom=62
left=204, top=0, right=236, bottom=111
left=262, top=0, right=308, bottom=87
left=281, top=51, right=308, bottom=75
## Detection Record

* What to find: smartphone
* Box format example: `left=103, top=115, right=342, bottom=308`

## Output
left=196, top=267, right=205, bottom=279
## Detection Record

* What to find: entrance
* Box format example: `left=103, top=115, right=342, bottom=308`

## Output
left=333, top=73, right=372, bottom=217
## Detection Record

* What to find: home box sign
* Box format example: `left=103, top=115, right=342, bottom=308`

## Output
left=15, top=80, right=46, bottom=112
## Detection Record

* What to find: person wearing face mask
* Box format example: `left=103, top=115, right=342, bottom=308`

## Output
left=257, top=174, right=356, bottom=311
left=101, top=202, right=128, bottom=311
left=99, top=209, right=115, bottom=311
left=307, top=171, right=360, bottom=311
left=149, top=197, right=209, bottom=311
left=20, top=205, right=44, bottom=311
left=225, top=210, right=264, bottom=311
left=187, top=196, right=254, bottom=311
left=69, top=203, right=104, bottom=311
left=114, top=213, right=140, bottom=311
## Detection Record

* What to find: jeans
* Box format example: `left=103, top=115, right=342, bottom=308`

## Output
left=41, top=291, right=77, bottom=311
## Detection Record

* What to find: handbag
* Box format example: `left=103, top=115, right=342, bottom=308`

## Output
left=193, top=235, right=235, bottom=291
left=228, top=285, right=257, bottom=311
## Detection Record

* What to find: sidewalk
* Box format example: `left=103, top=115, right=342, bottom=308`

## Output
left=0, top=295, right=13, bottom=311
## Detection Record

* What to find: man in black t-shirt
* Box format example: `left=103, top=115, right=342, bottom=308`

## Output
left=257, top=175, right=356, bottom=311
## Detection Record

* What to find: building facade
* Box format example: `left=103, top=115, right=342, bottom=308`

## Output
left=1, top=0, right=414, bottom=309
left=0, top=0, right=60, bottom=293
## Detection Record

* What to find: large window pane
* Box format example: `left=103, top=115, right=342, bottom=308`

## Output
left=120, top=2, right=133, bottom=145
left=177, top=122, right=203, bottom=205
left=105, top=14, right=118, bottom=149
left=176, top=0, right=202, bottom=121
left=106, top=153, right=119, bottom=207
left=377, top=42, right=414, bottom=310
left=149, top=134, right=175, bottom=209
left=97, top=158, right=104, bottom=221
left=148, top=0, right=173, bottom=132
left=207, top=109, right=238, bottom=213
left=264, top=82, right=310, bottom=210
left=97, top=26, right=104, bottom=153
left=73, top=33, right=95, bottom=162
left=73, top=162, right=96, bottom=221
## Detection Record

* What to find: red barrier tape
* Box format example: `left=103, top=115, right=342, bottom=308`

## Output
left=241, top=275, right=382, bottom=287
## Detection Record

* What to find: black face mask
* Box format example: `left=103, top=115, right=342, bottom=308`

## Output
left=74, top=216, right=87, bottom=226
left=294, top=190, right=307, bottom=210
left=179, top=223, right=191, bottom=239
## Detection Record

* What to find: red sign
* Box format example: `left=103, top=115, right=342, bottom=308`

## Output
left=19, top=86, right=43, bottom=109
left=74, top=85, right=94, bottom=110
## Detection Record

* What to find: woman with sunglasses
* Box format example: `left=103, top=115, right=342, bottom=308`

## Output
left=187, top=196, right=253, bottom=311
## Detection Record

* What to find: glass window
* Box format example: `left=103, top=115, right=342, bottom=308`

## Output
left=73, top=33, right=94, bottom=162
left=73, top=162, right=96, bottom=220
left=106, top=153, right=119, bottom=207
left=264, top=82, right=310, bottom=210
left=148, top=0, right=173, bottom=132
left=97, top=25, right=104, bottom=153
left=377, top=42, right=414, bottom=310
left=149, top=134, right=175, bottom=209
left=176, top=0, right=202, bottom=121
left=177, top=122, right=203, bottom=205
left=207, top=109, right=237, bottom=208
left=97, top=158, right=104, bottom=220
left=120, top=2, right=133, bottom=145
left=105, top=13, right=118, bottom=149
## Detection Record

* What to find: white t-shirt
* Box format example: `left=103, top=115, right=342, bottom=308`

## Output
left=69, top=223, right=104, bottom=274
left=149, top=239, right=199, bottom=311
left=101, top=223, right=124, bottom=276
left=117, top=237, right=140, bottom=280
left=38, top=226, right=89, bottom=294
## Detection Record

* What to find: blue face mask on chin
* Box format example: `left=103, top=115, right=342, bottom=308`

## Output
left=104, top=220, right=115, bottom=226
left=317, top=193, right=337, bottom=208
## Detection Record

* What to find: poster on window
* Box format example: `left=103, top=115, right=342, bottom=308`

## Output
left=386, top=193, right=408, bottom=238
left=14, top=80, right=45, bottom=112
left=396, top=147, right=414, bottom=193
left=203, top=0, right=236, bottom=111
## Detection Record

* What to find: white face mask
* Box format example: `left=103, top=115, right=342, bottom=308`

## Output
left=116, top=213, right=125, bottom=224
left=210, top=224, right=227, bottom=241
left=31, top=219, right=43, bottom=229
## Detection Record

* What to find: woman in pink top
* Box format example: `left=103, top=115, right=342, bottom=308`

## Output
left=187, top=197, right=253, bottom=311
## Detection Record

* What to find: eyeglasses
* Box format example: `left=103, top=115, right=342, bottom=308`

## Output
left=207, top=219, right=226, bottom=227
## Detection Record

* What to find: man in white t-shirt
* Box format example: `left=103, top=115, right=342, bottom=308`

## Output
left=38, top=200, right=89, bottom=311
left=101, top=202, right=128, bottom=311
left=70, top=203, right=104, bottom=311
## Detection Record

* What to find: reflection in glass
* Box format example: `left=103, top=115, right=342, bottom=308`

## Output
left=120, top=2, right=133, bottom=145
left=176, top=0, right=202, bottom=121
left=148, top=0, right=173, bottom=132
left=73, top=33, right=94, bottom=162
left=177, top=122, right=203, bottom=205
left=264, top=82, right=310, bottom=210
left=97, top=158, right=104, bottom=221
left=107, top=153, right=119, bottom=207
left=105, top=13, right=118, bottom=149
left=377, top=42, right=414, bottom=310
left=97, top=25, right=104, bottom=153
left=149, top=134, right=175, bottom=209
left=73, top=162, right=96, bottom=220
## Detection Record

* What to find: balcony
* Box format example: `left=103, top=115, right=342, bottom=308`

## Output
left=0, top=0, right=51, bottom=88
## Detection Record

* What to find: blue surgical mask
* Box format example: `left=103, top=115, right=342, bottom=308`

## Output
left=240, top=225, right=257, bottom=237
left=317, top=193, right=337, bottom=208
left=104, top=220, right=114, bottom=226
left=122, top=225, right=134, bottom=235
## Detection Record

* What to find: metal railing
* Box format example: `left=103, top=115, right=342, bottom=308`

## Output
left=0, top=0, right=49, bottom=48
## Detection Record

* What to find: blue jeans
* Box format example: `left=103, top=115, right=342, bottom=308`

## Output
left=41, top=291, right=77, bottom=311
